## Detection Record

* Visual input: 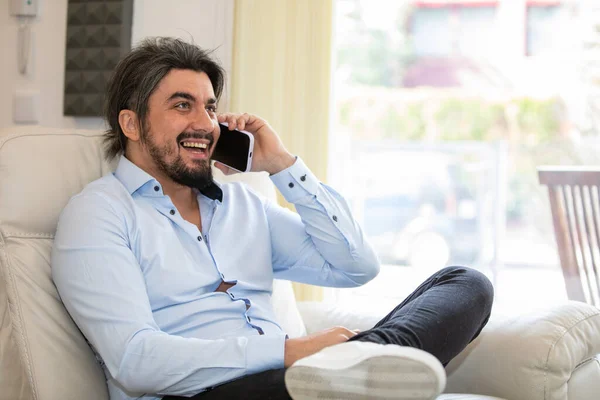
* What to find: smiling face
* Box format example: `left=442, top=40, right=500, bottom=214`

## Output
left=125, top=69, right=220, bottom=190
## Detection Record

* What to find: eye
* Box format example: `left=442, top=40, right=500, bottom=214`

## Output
left=175, top=102, right=190, bottom=110
left=206, top=105, right=217, bottom=114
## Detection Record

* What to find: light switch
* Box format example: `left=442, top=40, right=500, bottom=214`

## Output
left=10, top=0, right=39, bottom=17
left=13, top=90, right=40, bottom=124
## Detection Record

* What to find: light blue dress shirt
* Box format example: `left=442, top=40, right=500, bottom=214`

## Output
left=52, top=155, right=379, bottom=400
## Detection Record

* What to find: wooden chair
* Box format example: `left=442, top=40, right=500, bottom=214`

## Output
left=539, top=167, right=600, bottom=306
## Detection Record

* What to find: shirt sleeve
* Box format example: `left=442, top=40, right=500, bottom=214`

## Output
left=51, top=193, right=285, bottom=397
left=268, top=157, right=380, bottom=287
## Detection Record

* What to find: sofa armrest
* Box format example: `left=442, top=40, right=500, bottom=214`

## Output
left=445, top=301, right=600, bottom=400
left=298, top=301, right=600, bottom=400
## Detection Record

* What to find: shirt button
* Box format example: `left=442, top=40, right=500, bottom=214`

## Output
left=333, top=215, right=338, bottom=222
left=288, top=182, right=294, bottom=188
left=300, top=175, right=306, bottom=182
left=170, top=209, right=175, bottom=215
left=197, top=236, right=202, bottom=241
left=230, top=293, right=235, bottom=298
left=247, top=316, right=252, bottom=322
left=154, top=186, right=160, bottom=192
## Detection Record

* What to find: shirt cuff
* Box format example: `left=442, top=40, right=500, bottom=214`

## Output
left=270, top=157, right=319, bottom=203
left=245, top=333, right=286, bottom=375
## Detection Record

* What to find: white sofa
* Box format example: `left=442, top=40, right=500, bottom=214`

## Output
left=0, top=126, right=599, bottom=400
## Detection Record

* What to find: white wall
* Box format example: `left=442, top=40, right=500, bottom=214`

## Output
left=0, top=0, right=234, bottom=130
left=131, top=0, right=234, bottom=111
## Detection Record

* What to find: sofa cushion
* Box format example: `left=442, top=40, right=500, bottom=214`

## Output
left=0, top=127, right=305, bottom=400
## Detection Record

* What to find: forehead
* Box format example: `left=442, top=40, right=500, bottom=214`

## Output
left=153, top=69, right=215, bottom=100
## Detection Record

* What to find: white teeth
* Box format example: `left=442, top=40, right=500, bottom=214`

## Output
left=181, top=142, right=207, bottom=149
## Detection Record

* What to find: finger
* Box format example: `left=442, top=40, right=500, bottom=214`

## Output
left=228, top=115, right=238, bottom=131
left=330, top=327, right=356, bottom=341
left=345, top=329, right=358, bottom=337
left=214, top=162, right=238, bottom=176
left=222, top=114, right=236, bottom=130
left=241, top=114, right=267, bottom=133
left=238, top=113, right=250, bottom=131
left=353, top=329, right=361, bottom=334
left=245, top=113, right=258, bottom=125
left=336, top=326, right=355, bottom=336
left=337, top=334, right=351, bottom=342
left=219, top=113, right=236, bottom=124
left=217, top=114, right=227, bottom=123
left=236, top=116, right=245, bottom=131
left=330, top=326, right=346, bottom=335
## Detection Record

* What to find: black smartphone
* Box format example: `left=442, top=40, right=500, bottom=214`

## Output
left=213, top=123, right=254, bottom=173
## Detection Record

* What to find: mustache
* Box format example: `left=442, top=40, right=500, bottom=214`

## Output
left=177, top=131, right=215, bottom=146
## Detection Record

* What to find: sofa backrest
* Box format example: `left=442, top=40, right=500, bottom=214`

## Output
left=0, top=127, right=113, bottom=400
left=0, top=127, right=304, bottom=400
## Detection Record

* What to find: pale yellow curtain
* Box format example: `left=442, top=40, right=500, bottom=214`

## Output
left=230, top=0, right=334, bottom=301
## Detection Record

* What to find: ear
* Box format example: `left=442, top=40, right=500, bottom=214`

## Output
left=118, top=109, right=141, bottom=142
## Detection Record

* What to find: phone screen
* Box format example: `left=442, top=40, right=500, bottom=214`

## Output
left=213, top=123, right=253, bottom=172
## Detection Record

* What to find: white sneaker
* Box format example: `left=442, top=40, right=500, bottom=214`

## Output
left=284, top=341, right=446, bottom=400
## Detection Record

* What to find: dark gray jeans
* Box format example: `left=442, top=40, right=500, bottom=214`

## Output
left=165, top=266, right=494, bottom=400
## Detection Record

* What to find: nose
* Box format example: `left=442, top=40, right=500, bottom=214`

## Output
left=190, top=108, right=215, bottom=133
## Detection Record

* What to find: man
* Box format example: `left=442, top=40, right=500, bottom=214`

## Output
left=52, top=38, right=493, bottom=400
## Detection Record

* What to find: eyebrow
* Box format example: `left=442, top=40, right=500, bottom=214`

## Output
left=166, top=92, right=217, bottom=105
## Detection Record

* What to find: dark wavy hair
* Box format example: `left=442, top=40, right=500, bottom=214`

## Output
left=103, top=37, right=225, bottom=160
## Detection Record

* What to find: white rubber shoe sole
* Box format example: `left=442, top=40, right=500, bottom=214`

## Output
left=284, top=341, right=446, bottom=400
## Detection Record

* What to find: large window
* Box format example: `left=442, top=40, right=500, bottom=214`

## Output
left=411, top=4, right=496, bottom=57
left=331, top=0, right=600, bottom=315
left=527, top=3, right=564, bottom=56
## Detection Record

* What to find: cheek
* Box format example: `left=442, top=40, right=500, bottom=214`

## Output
left=148, top=115, right=184, bottom=147
left=212, top=121, right=220, bottom=139
left=150, top=109, right=188, bottom=132
left=145, top=131, right=178, bottom=159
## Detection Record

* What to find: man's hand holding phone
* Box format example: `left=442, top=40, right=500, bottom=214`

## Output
left=215, top=113, right=295, bottom=176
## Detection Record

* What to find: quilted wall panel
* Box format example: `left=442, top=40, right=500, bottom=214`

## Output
left=63, top=0, right=133, bottom=117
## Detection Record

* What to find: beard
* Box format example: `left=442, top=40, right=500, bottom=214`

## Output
left=145, top=130, right=215, bottom=191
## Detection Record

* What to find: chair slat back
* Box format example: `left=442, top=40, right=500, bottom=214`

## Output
left=539, top=167, right=600, bottom=306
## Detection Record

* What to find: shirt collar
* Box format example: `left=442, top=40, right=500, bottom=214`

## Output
left=113, top=155, right=223, bottom=202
